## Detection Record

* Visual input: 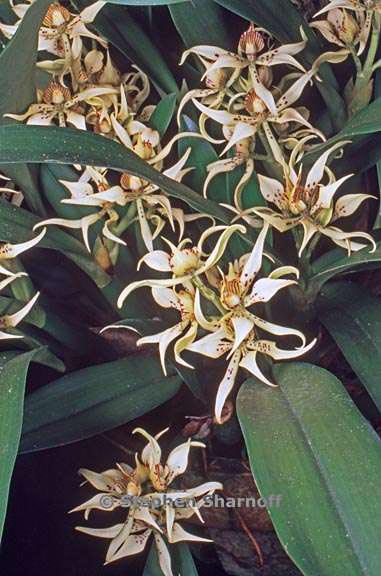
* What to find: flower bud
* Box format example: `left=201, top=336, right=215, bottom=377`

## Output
left=328, top=9, right=359, bottom=44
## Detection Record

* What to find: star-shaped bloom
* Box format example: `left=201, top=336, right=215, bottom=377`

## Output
left=5, top=81, right=117, bottom=129
left=253, top=141, right=377, bottom=255
left=185, top=224, right=316, bottom=422
left=117, top=224, right=246, bottom=308
left=72, top=428, right=222, bottom=576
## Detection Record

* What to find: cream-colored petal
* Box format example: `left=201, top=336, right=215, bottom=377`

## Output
left=174, top=321, right=198, bottom=369
left=251, top=315, right=307, bottom=346
left=215, top=350, right=241, bottom=423
left=154, top=532, right=173, bottom=576
left=0, top=228, right=46, bottom=259
left=311, top=174, right=353, bottom=215
left=305, top=141, right=350, bottom=191
left=166, top=439, right=205, bottom=485
left=250, top=338, right=317, bottom=360
left=4, top=291, right=39, bottom=328
left=151, top=287, right=179, bottom=309
left=137, top=322, right=184, bottom=376
left=239, top=350, right=276, bottom=387
left=106, top=528, right=152, bottom=564
left=244, top=278, right=297, bottom=307
left=192, top=99, right=234, bottom=126
left=76, top=524, right=125, bottom=539
left=230, top=315, right=254, bottom=355
left=187, top=328, right=231, bottom=359
left=220, top=121, right=257, bottom=157
left=169, top=523, right=213, bottom=544
left=137, top=250, right=171, bottom=272
left=333, top=193, right=375, bottom=221
left=240, top=223, right=269, bottom=289
left=257, top=174, right=286, bottom=210
left=194, top=289, right=219, bottom=331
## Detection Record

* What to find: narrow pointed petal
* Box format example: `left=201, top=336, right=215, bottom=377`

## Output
left=133, top=427, right=164, bottom=467
left=314, top=0, right=356, bottom=17
left=251, top=338, right=317, bottom=360
left=220, top=122, right=256, bottom=157
left=215, top=350, right=241, bottom=423
left=66, top=111, right=87, bottom=130
left=166, top=439, right=205, bottom=485
left=187, top=328, right=231, bottom=359
left=0, top=228, right=46, bottom=259
left=198, top=224, right=246, bottom=274
left=257, top=174, right=286, bottom=210
left=177, top=88, right=215, bottom=126
left=151, top=287, right=179, bottom=309
left=194, top=289, right=219, bottom=331
left=239, top=351, right=276, bottom=387
left=250, top=66, right=277, bottom=115
left=170, top=523, right=213, bottom=544
left=69, top=493, right=119, bottom=516
left=192, top=99, right=234, bottom=125
left=5, top=291, right=40, bottom=328
left=230, top=315, right=254, bottom=355
left=203, top=157, right=241, bottom=198
left=174, top=321, right=198, bottom=369
left=298, top=219, right=319, bottom=256
left=80, top=1, right=106, bottom=23
left=240, top=223, right=269, bottom=289
left=245, top=278, right=297, bottom=307
left=305, top=141, right=351, bottom=191
left=138, top=323, right=184, bottom=376
left=312, top=174, right=353, bottom=214
left=106, top=528, right=152, bottom=564
left=137, top=250, right=171, bottom=272
left=154, top=532, right=173, bottom=576
left=76, top=524, right=124, bottom=539
left=180, top=46, right=229, bottom=65
left=333, top=193, right=375, bottom=221
left=276, top=72, right=313, bottom=111
left=251, top=315, right=307, bottom=346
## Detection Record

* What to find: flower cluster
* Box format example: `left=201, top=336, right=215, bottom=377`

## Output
left=71, top=427, right=222, bottom=575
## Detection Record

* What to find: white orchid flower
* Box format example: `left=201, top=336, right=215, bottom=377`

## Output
left=72, top=427, right=222, bottom=576
left=253, top=141, right=377, bottom=256
left=117, top=224, right=246, bottom=308
left=5, top=81, right=118, bottom=129
left=185, top=223, right=315, bottom=422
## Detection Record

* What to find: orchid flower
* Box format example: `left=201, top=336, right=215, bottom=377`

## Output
left=311, top=8, right=361, bottom=48
left=72, top=427, right=222, bottom=576
left=5, top=81, right=118, bottom=129
left=186, top=224, right=316, bottom=422
left=35, top=149, right=192, bottom=253
left=314, top=0, right=381, bottom=54
left=117, top=224, right=246, bottom=308
left=253, top=141, right=376, bottom=256
left=0, top=290, right=40, bottom=340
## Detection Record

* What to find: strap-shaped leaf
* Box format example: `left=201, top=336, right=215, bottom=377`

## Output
left=0, top=350, right=37, bottom=542
left=318, top=281, right=381, bottom=413
left=170, top=0, right=233, bottom=48
left=20, top=356, right=181, bottom=452
left=238, top=362, right=381, bottom=576
left=0, top=125, right=231, bottom=223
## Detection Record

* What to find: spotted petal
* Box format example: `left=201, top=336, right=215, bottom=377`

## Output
left=215, top=349, right=241, bottom=424
left=244, top=278, right=297, bottom=307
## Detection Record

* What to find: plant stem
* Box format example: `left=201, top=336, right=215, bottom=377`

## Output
left=192, top=276, right=225, bottom=314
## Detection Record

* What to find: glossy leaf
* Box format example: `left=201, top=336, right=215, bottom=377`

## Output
left=0, top=125, right=231, bottom=223
left=238, top=362, right=381, bottom=576
left=149, top=93, right=177, bottom=137
left=0, top=0, right=50, bottom=214
left=20, top=356, right=182, bottom=452
left=318, top=281, right=381, bottom=412
left=106, top=0, right=187, bottom=4
left=0, top=197, right=111, bottom=288
left=0, top=351, right=37, bottom=541
left=170, top=0, right=233, bottom=48
left=307, top=242, right=381, bottom=298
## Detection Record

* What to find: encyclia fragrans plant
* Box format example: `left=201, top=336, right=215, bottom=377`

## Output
left=1, top=0, right=381, bottom=575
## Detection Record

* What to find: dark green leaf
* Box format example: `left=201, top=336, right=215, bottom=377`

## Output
left=0, top=350, right=37, bottom=541
left=0, top=197, right=111, bottom=288
left=149, top=93, right=177, bottom=137
left=170, top=0, right=233, bottom=48
left=307, top=241, right=381, bottom=298
left=0, top=125, right=231, bottom=223
left=106, top=0, right=187, bottom=4
left=238, top=362, right=381, bottom=576
left=20, top=356, right=181, bottom=452
left=318, top=281, right=381, bottom=412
